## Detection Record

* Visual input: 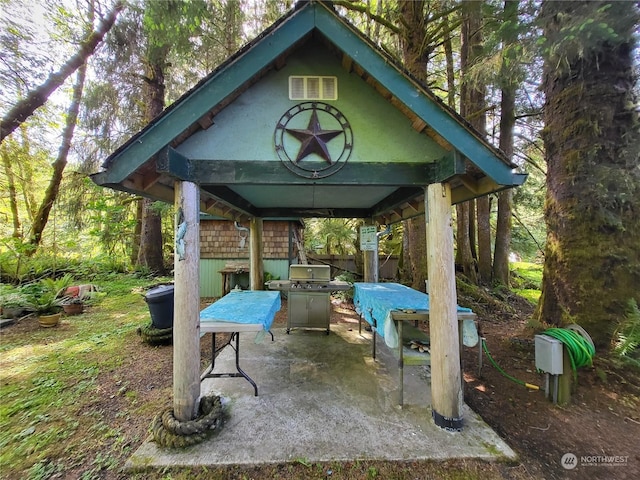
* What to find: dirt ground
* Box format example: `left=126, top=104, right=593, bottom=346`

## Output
left=5, top=293, right=639, bottom=479
left=458, top=292, right=640, bottom=480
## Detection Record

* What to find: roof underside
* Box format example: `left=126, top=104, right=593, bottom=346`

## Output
left=92, top=1, right=525, bottom=224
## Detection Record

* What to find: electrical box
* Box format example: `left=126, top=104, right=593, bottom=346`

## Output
left=535, top=334, right=564, bottom=375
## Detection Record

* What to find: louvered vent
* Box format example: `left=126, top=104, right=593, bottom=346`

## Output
left=289, top=76, right=337, bottom=100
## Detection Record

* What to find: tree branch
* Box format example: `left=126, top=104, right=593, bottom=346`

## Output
left=0, top=1, right=124, bottom=144
left=332, top=0, right=400, bottom=34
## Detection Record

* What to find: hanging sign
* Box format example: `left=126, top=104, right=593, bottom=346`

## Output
left=360, top=226, right=377, bottom=251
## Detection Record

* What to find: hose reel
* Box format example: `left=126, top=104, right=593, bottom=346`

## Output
left=535, top=324, right=595, bottom=403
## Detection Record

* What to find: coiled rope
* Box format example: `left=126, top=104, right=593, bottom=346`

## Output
left=150, top=395, right=223, bottom=448
left=136, top=323, right=173, bottom=345
left=542, top=327, right=596, bottom=380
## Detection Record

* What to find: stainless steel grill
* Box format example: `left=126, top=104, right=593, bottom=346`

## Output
left=266, top=265, right=351, bottom=334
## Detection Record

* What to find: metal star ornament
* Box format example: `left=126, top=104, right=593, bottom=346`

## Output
left=274, top=102, right=353, bottom=179
left=285, top=109, right=344, bottom=164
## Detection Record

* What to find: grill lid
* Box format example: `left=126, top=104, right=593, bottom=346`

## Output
left=266, top=279, right=351, bottom=292
left=289, top=264, right=331, bottom=282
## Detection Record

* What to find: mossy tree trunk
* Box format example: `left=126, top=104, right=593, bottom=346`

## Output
left=493, top=0, right=520, bottom=287
left=536, top=0, right=640, bottom=348
left=398, top=1, right=430, bottom=290
left=135, top=3, right=172, bottom=275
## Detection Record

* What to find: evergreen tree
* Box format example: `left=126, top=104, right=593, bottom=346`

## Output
left=536, top=0, right=640, bottom=348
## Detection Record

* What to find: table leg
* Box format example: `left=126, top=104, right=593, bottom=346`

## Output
left=233, top=333, right=258, bottom=396
left=398, top=319, right=404, bottom=407
left=372, top=317, right=377, bottom=360
left=200, top=332, right=259, bottom=396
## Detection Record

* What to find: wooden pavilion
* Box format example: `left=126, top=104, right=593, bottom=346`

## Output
left=92, top=0, right=525, bottom=431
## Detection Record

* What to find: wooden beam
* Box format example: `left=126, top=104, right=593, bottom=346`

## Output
left=122, top=177, right=175, bottom=202
left=258, top=206, right=370, bottom=218
left=197, top=112, right=215, bottom=130
left=459, top=174, right=480, bottom=194
left=370, top=186, right=424, bottom=218
left=275, top=56, right=287, bottom=70
left=249, top=218, right=264, bottom=290
left=426, top=182, right=463, bottom=431
left=341, top=53, right=353, bottom=73
left=406, top=200, right=421, bottom=213
left=411, top=118, right=427, bottom=133
left=424, top=126, right=452, bottom=151
left=173, top=181, right=201, bottom=421
left=433, top=152, right=467, bottom=184
left=186, top=160, right=435, bottom=186
left=141, top=171, right=162, bottom=191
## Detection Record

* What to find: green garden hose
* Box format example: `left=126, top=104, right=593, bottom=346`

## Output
left=481, top=327, right=595, bottom=391
left=481, top=338, right=540, bottom=390
left=542, top=327, right=596, bottom=380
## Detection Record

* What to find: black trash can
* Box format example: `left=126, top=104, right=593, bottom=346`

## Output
left=145, top=285, right=174, bottom=329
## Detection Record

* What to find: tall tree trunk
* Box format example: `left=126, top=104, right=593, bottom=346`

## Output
left=398, top=1, right=430, bottom=288
left=130, top=198, right=143, bottom=265
left=456, top=0, right=484, bottom=283
left=0, top=1, right=123, bottom=144
left=399, top=1, right=428, bottom=78
left=442, top=14, right=456, bottom=110
left=18, top=126, right=38, bottom=224
left=463, top=0, right=491, bottom=283
left=398, top=220, right=412, bottom=284
left=408, top=218, right=427, bottom=291
left=457, top=202, right=477, bottom=283
left=476, top=197, right=492, bottom=282
left=223, top=0, right=242, bottom=56
left=536, top=0, right=640, bottom=348
left=26, top=64, right=87, bottom=254
left=0, top=143, right=21, bottom=238
left=493, top=0, right=519, bottom=287
left=137, top=198, right=165, bottom=274
left=136, top=51, right=168, bottom=274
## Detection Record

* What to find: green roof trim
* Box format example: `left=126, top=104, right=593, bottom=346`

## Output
left=313, top=4, right=517, bottom=185
left=96, top=0, right=523, bottom=204
left=100, top=5, right=316, bottom=183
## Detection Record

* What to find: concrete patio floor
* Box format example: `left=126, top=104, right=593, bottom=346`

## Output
left=127, top=323, right=516, bottom=470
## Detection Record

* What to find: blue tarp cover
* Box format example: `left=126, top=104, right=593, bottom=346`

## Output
left=353, top=282, right=472, bottom=348
left=200, top=290, right=281, bottom=332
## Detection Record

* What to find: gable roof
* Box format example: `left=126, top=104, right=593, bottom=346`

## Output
left=92, top=0, right=525, bottom=224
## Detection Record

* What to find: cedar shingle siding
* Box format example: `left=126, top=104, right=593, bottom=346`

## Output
left=200, top=220, right=299, bottom=260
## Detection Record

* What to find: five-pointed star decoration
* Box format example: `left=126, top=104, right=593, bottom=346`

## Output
left=285, top=109, right=344, bottom=164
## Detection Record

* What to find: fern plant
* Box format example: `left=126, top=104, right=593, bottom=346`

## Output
left=613, top=299, right=640, bottom=364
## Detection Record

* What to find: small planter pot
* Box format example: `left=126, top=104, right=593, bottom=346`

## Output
left=38, top=313, right=62, bottom=328
left=63, top=303, right=84, bottom=316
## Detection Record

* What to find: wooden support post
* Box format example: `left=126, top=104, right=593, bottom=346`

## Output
left=557, top=345, right=573, bottom=406
left=249, top=217, right=264, bottom=290
left=363, top=219, right=377, bottom=283
left=173, top=181, right=201, bottom=421
left=426, top=183, right=463, bottom=431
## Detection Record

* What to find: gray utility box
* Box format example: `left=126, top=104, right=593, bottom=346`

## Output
left=535, top=334, right=563, bottom=375
left=288, top=291, right=330, bottom=334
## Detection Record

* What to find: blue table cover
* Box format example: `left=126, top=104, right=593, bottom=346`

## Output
left=353, top=282, right=472, bottom=348
left=200, top=290, right=281, bottom=332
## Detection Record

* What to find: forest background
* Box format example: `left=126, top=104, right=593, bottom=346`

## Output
left=1, top=0, right=639, bottom=353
